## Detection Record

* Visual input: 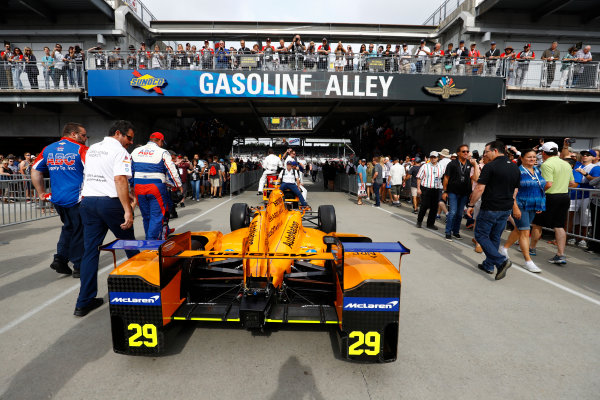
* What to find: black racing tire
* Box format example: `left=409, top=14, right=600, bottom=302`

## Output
left=230, top=203, right=250, bottom=231
left=317, top=205, right=336, bottom=233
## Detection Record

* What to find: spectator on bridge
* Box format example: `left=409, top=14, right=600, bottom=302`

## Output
left=334, top=42, right=346, bottom=72
left=1, top=41, right=14, bottom=88
left=73, top=46, right=84, bottom=86
left=201, top=40, right=214, bottom=69
left=530, top=142, right=575, bottom=265
left=541, top=41, right=560, bottom=87
left=500, top=46, right=516, bottom=85
left=317, top=38, right=331, bottom=71
left=389, top=157, right=405, bottom=207
left=516, top=44, right=535, bottom=86
left=559, top=47, right=577, bottom=88
left=151, top=44, right=164, bottom=69
left=10, top=47, right=24, bottom=90
left=65, top=46, right=76, bottom=85
left=383, top=44, right=393, bottom=72
left=416, top=151, right=442, bottom=228
left=414, top=39, right=430, bottom=73
left=466, top=141, right=520, bottom=280
left=303, top=41, right=317, bottom=70
left=41, top=47, right=54, bottom=89
left=108, top=46, right=124, bottom=70
left=165, top=45, right=175, bottom=69
left=126, top=45, right=137, bottom=69
left=88, top=45, right=106, bottom=70
left=31, top=123, right=88, bottom=277
left=467, top=43, right=482, bottom=75
left=214, top=41, right=230, bottom=69
left=76, top=120, right=138, bottom=317
left=455, top=40, right=468, bottom=75
left=345, top=45, right=354, bottom=71
left=430, top=43, right=444, bottom=75
left=138, top=42, right=150, bottom=69
left=573, top=45, right=593, bottom=88
left=485, top=41, right=501, bottom=76
left=444, top=43, right=456, bottom=73
left=23, top=47, right=39, bottom=89
left=442, top=144, right=478, bottom=241
left=499, top=149, right=547, bottom=273
left=261, top=38, right=275, bottom=70
left=184, top=43, right=193, bottom=69
left=175, top=43, right=186, bottom=69
left=277, top=39, right=290, bottom=70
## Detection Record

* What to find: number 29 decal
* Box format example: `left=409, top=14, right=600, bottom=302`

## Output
left=128, top=323, right=158, bottom=348
left=348, top=331, right=380, bottom=356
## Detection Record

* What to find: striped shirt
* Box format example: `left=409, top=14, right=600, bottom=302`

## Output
left=516, top=165, right=546, bottom=212
left=416, top=162, right=443, bottom=189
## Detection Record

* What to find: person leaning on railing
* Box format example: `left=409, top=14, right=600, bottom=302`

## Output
left=559, top=47, right=577, bottom=88
left=126, top=45, right=137, bottom=69
left=108, top=46, right=124, bottom=70
left=40, top=46, right=53, bottom=89
left=53, top=44, right=68, bottom=88
left=9, top=47, right=24, bottom=90
left=23, top=47, right=39, bottom=89
left=73, top=46, right=84, bottom=86
left=88, top=46, right=106, bottom=70
left=1, top=41, right=14, bottom=88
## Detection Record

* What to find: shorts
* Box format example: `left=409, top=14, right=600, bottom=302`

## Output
left=513, top=209, right=536, bottom=231
left=366, top=183, right=372, bottom=187
left=569, top=197, right=592, bottom=226
left=410, top=187, right=418, bottom=197
left=533, top=193, right=569, bottom=228
left=210, top=177, right=220, bottom=187
left=391, top=185, right=403, bottom=196
left=334, top=60, right=344, bottom=68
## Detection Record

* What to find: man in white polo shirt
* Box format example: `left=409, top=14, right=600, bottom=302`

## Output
left=74, top=120, right=139, bottom=317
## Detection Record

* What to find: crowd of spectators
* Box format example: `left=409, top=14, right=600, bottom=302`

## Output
left=336, top=139, right=600, bottom=264
left=2, top=38, right=596, bottom=89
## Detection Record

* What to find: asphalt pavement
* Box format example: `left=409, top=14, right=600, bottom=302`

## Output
left=1, top=180, right=599, bottom=400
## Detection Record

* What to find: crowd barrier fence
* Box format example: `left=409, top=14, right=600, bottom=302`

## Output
left=1, top=177, right=55, bottom=227
left=229, top=169, right=262, bottom=196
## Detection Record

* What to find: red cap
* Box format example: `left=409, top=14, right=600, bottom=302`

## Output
left=149, top=132, right=165, bottom=141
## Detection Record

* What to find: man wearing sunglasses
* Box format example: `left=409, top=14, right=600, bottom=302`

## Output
left=75, top=120, right=139, bottom=317
left=31, top=123, right=88, bottom=278
left=442, top=144, right=480, bottom=241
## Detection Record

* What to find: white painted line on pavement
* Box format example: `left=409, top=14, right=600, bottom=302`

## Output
left=376, top=205, right=600, bottom=307
left=0, top=198, right=234, bottom=335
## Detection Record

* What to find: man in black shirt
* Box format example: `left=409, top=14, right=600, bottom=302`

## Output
left=485, top=41, right=501, bottom=76
left=442, top=144, right=479, bottom=241
left=466, top=141, right=520, bottom=280
left=405, top=158, right=422, bottom=213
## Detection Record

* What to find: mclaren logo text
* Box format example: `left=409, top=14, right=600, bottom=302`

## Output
left=343, top=297, right=400, bottom=312
left=109, top=292, right=161, bottom=306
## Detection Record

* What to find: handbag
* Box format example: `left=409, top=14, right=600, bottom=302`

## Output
left=358, top=183, right=367, bottom=198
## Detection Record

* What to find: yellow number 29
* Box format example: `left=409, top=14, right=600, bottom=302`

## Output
left=348, top=331, right=380, bottom=356
left=128, top=323, right=158, bottom=348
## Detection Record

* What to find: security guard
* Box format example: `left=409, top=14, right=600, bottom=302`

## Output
left=131, top=132, right=182, bottom=239
left=75, top=120, right=138, bottom=317
left=31, top=122, right=88, bottom=278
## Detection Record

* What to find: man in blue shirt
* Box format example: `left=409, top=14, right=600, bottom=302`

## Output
left=356, top=159, right=367, bottom=205
left=31, top=123, right=88, bottom=277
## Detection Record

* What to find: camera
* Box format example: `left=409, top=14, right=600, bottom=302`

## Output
left=566, top=138, right=576, bottom=144
left=472, top=150, right=480, bottom=160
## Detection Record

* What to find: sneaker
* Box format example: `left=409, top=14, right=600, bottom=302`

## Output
left=529, top=248, right=537, bottom=256
left=445, top=234, right=453, bottom=242
left=72, top=269, right=80, bottom=279
left=498, top=246, right=509, bottom=259
left=523, top=261, right=541, bottom=273
left=452, top=233, right=462, bottom=240
left=567, top=238, right=576, bottom=246
left=477, top=264, right=494, bottom=274
left=495, top=259, right=512, bottom=280
left=412, top=209, right=418, bottom=214
left=416, top=222, right=422, bottom=228
left=436, top=214, right=441, bottom=220
left=426, top=225, right=438, bottom=231
left=577, top=240, right=588, bottom=249
left=465, top=223, right=474, bottom=229
left=548, top=255, right=567, bottom=265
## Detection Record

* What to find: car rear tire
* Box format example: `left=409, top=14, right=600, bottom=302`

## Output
left=317, top=205, right=336, bottom=233
left=230, top=203, right=250, bottom=231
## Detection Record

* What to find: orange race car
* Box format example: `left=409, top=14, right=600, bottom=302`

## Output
left=103, top=189, right=409, bottom=362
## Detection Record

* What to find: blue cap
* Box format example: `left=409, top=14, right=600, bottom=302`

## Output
left=219, top=158, right=224, bottom=162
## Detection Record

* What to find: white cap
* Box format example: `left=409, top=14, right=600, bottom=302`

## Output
left=540, top=141, right=559, bottom=153
left=429, top=151, right=439, bottom=157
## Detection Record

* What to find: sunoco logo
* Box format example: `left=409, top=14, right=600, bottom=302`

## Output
left=110, top=292, right=161, bottom=306
left=130, top=70, right=166, bottom=94
left=343, top=297, right=399, bottom=312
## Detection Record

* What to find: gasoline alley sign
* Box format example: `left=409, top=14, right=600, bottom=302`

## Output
left=87, top=70, right=504, bottom=104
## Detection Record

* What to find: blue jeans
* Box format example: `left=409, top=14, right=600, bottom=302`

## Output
left=54, top=203, right=83, bottom=270
left=445, top=193, right=468, bottom=235
left=191, top=180, right=201, bottom=200
left=373, top=182, right=382, bottom=206
left=280, top=182, right=307, bottom=206
left=474, top=209, right=511, bottom=272
left=77, top=197, right=138, bottom=308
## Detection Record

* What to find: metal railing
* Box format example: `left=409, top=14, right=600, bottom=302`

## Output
left=423, top=0, right=467, bottom=25
left=0, top=61, right=85, bottom=90
left=1, top=177, right=56, bottom=226
left=505, top=59, right=600, bottom=89
left=563, top=187, right=600, bottom=247
left=229, top=169, right=262, bottom=195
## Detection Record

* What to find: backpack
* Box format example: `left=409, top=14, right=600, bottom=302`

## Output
left=209, top=165, right=217, bottom=176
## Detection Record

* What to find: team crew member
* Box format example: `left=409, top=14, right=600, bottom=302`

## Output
left=466, top=141, right=520, bottom=280
left=75, top=120, right=139, bottom=317
left=279, top=161, right=308, bottom=206
left=416, top=151, right=443, bottom=229
left=31, top=123, right=88, bottom=277
left=131, top=132, right=182, bottom=240
left=257, top=148, right=283, bottom=195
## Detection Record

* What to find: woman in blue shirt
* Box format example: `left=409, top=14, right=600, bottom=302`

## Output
left=500, top=149, right=549, bottom=273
